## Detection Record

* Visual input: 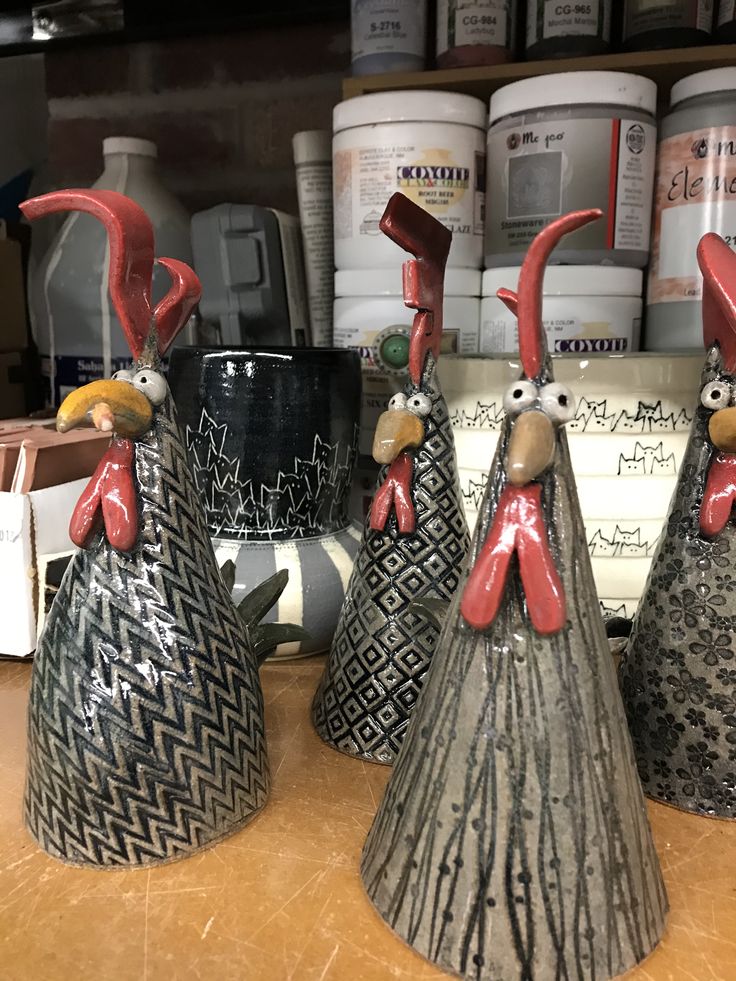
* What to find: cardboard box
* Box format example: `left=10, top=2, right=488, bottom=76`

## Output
left=0, top=477, right=88, bottom=657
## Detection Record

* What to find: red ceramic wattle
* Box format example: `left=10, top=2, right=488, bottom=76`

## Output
left=370, top=451, right=415, bottom=533
left=460, top=483, right=565, bottom=635
left=700, top=451, right=736, bottom=536
left=69, top=437, right=138, bottom=552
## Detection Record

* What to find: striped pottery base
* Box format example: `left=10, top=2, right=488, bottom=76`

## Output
left=213, top=523, right=361, bottom=660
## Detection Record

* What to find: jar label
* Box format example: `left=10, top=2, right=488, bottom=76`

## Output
left=649, top=127, right=736, bottom=306
left=485, top=116, right=655, bottom=259
left=352, top=0, right=426, bottom=59
left=526, top=0, right=610, bottom=44
left=334, top=143, right=485, bottom=247
left=623, top=0, right=713, bottom=37
left=481, top=314, right=636, bottom=354
left=437, top=0, right=510, bottom=53
left=718, top=0, right=735, bottom=24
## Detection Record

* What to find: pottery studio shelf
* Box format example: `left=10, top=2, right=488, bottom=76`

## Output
left=342, top=44, right=736, bottom=101
left=1, top=655, right=735, bottom=980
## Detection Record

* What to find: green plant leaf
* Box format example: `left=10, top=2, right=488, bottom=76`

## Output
left=220, top=559, right=236, bottom=594
left=252, top=622, right=311, bottom=664
left=236, top=569, right=289, bottom=626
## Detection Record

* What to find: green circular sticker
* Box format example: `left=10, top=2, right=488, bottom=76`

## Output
left=379, top=333, right=410, bottom=370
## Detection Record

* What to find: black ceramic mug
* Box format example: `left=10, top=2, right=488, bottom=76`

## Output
left=168, top=346, right=363, bottom=658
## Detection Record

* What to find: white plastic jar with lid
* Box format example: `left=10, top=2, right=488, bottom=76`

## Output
left=646, top=68, right=736, bottom=351
left=484, top=71, right=657, bottom=269
left=334, top=266, right=481, bottom=453
left=333, top=91, right=487, bottom=270
left=480, top=265, right=643, bottom=354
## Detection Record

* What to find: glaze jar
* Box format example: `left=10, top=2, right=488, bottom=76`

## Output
left=350, top=0, right=427, bottom=75
left=525, top=0, right=612, bottom=59
left=333, top=90, right=486, bottom=269
left=646, top=68, right=736, bottom=351
left=436, top=0, right=517, bottom=68
left=481, top=265, right=642, bottom=354
left=622, top=0, right=714, bottom=49
left=334, top=266, right=481, bottom=452
left=485, top=72, right=657, bottom=268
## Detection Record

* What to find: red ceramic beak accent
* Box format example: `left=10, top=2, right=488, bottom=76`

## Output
left=460, top=484, right=565, bottom=634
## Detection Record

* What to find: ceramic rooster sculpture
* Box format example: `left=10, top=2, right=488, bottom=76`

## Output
left=620, top=233, right=736, bottom=820
left=312, top=193, right=470, bottom=764
left=22, top=190, right=296, bottom=868
left=361, top=211, right=667, bottom=981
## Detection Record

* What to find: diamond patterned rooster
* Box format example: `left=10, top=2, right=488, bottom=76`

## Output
left=361, top=211, right=667, bottom=981
left=312, top=193, right=470, bottom=764
left=22, top=190, right=301, bottom=868
left=620, top=233, right=736, bottom=820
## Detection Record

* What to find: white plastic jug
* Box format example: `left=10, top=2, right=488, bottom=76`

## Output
left=30, top=137, right=192, bottom=404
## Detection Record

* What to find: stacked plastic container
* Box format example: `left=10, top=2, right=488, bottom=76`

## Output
left=332, top=89, right=486, bottom=454
left=482, top=70, right=657, bottom=356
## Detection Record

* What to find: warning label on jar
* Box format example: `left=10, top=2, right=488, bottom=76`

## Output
left=485, top=116, right=655, bottom=259
left=649, top=126, right=736, bottom=305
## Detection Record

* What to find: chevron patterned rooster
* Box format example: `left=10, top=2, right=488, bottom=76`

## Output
left=360, top=211, right=667, bottom=981
left=22, top=190, right=301, bottom=868
left=620, top=233, right=736, bottom=820
left=312, top=193, right=470, bottom=764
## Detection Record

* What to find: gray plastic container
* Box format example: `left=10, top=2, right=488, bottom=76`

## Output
left=485, top=71, right=657, bottom=269
left=191, top=204, right=309, bottom=347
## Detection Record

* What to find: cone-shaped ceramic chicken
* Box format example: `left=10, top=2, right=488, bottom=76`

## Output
left=312, top=193, right=470, bottom=764
left=361, top=211, right=667, bottom=980
left=22, top=190, right=300, bottom=867
left=620, top=233, right=736, bottom=819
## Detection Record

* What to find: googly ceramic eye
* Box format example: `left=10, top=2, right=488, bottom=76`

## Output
left=502, top=380, right=538, bottom=416
left=111, top=369, right=134, bottom=383
left=406, top=393, right=432, bottom=418
left=701, top=380, right=732, bottom=411
left=539, top=382, right=576, bottom=424
left=388, top=392, right=408, bottom=411
left=131, top=369, right=168, bottom=406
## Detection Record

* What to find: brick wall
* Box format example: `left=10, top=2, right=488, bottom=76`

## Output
left=44, top=20, right=350, bottom=217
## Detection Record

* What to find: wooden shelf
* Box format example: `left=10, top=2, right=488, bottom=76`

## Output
left=342, top=44, right=736, bottom=102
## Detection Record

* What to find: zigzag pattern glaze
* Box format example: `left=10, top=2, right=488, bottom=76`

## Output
left=25, top=396, right=269, bottom=867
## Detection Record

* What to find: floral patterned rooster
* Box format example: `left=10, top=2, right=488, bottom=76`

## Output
left=621, top=232, right=736, bottom=819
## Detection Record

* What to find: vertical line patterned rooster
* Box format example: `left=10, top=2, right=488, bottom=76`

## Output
left=312, top=193, right=470, bottom=764
left=620, top=233, right=736, bottom=819
left=361, top=211, right=667, bottom=981
left=22, top=190, right=298, bottom=867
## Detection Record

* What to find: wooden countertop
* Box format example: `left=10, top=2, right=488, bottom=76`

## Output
left=1, top=657, right=735, bottom=980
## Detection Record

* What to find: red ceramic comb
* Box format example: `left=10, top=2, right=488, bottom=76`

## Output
left=698, top=232, right=736, bottom=372
left=21, top=189, right=201, bottom=360
left=379, top=193, right=452, bottom=385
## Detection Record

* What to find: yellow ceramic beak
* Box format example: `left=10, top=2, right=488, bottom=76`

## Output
left=57, top=379, right=153, bottom=438
left=373, top=409, right=425, bottom=465
left=506, top=409, right=556, bottom=486
left=709, top=406, right=736, bottom=452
